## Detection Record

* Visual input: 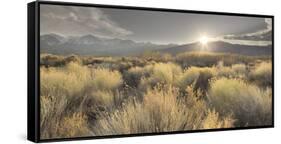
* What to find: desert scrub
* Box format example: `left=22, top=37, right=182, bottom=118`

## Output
left=215, top=61, right=247, bottom=78
left=249, top=62, right=272, bottom=87
left=177, top=66, right=216, bottom=91
left=40, top=54, right=64, bottom=67
left=56, top=112, right=92, bottom=138
left=201, top=110, right=235, bottom=129
left=231, top=63, right=247, bottom=76
left=90, top=68, right=123, bottom=91
left=150, top=63, right=182, bottom=84
left=123, top=65, right=153, bottom=88
left=92, top=85, right=234, bottom=135
left=208, top=78, right=272, bottom=127
left=64, top=54, right=82, bottom=64
left=175, top=51, right=253, bottom=68
left=41, top=62, right=90, bottom=98
left=139, top=63, right=182, bottom=90
left=40, top=63, right=92, bottom=139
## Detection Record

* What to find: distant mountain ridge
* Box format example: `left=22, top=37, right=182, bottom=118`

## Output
left=40, top=34, right=177, bottom=56
left=40, top=34, right=272, bottom=56
left=160, top=41, right=272, bottom=56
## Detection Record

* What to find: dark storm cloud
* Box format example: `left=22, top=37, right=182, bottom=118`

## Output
left=40, top=5, right=132, bottom=37
left=41, top=4, right=271, bottom=44
left=223, top=18, right=272, bottom=41
left=101, top=8, right=268, bottom=44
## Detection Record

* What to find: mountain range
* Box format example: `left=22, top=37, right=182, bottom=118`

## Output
left=40, top=33, right=272, bottom=56
left=40, top=34, right=177, bottom=56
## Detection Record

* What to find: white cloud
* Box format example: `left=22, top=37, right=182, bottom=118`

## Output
left=40, top=5, right=132, bottom=37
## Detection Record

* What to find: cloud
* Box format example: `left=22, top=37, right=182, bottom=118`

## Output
left=40, top=5, right=132, bottom=37
left=223, top=18, right=272, bottom=41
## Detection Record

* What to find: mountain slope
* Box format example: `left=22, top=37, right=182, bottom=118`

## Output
left=40, top=34, right=177, bottom=56
left=160, top=41, right=272, bottom=56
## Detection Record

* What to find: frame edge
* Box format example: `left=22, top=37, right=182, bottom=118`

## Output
left=28, top=1, right=40, bottom=143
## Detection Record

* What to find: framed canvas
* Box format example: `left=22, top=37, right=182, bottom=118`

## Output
left=28, top=1, right=274, bottom=142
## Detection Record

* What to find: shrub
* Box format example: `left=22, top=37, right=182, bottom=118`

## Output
left=249, top=62, right=272, bottom=87
left=231, top=63, right=247, bottom=76
left=177, top=67, right=215, bottom=91
left=57, top=113, right=91, bottom=138
left=201, top=110, right=235, bottom=129
left=208, top=78, right=272, bottom=127
left=139, top=63, right=182, bottom=90
left=151, top=63, right=182, bottom=84
left=91, top=68, right=123, bottom=91
left=40, top=54, right=64, bottom=66
left=90, top=90, right=115, bottom=108
left=40, top=63, right=90, bottom=98
left=175, top=51, right=254, bottom=68
left=40, top=63, right=92, bottom=139
left=123, top=65, right=153, bottom=88
left=215, top=62, right=247, bottom=78
left=64, top=55, right=82, bottom=64
left=92, top=85, right=234, bottom=135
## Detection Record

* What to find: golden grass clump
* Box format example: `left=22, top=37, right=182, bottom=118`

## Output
left=40, top=63, right=93, bottom=139
left=91, top=68, right=123, bottom=91
left=177, top=66, right=216, bottom=91
left=249, top=62, right=272, bottom=87
left=41, top=63, right=90, bottom=98
left=40, top=54, right=64, bottom=66
left=92, top=85, right=235, bottom=135
left=231, top=63, right=247, bottom=76
left=201, top=110, right=235, bottom=129
left=139, top=63, right=182, bottom=90
left=150, top=63, right=182, bottom=84
left=57, top=113, right=92, bottom=138
left=39, top=53, right=272, bottom=138
left=123, top=65, right=153, bottom=87
left=208, top=78, right=272, bottom=126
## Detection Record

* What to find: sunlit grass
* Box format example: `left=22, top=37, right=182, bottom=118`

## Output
left=39, top=52, right=272, bottom=138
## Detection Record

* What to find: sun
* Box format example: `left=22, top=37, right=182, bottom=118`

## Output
left=199, top=36, right=209, bottom=45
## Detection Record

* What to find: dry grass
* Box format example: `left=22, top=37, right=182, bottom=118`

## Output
left=208, top=78, right=272, bottom=126
left=40, top=53, right=272, bottom=139
left=139, top=63, right=182, bottom=90
left=92, top=85, right=234, bottom=135
left=249, top=62, right=272, bottom=87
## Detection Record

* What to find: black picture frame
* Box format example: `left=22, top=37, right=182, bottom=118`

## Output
left=28, top=1, right=274, bottom=143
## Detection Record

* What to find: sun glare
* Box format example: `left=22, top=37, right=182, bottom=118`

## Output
left=199, top=36, right=209, bottom=45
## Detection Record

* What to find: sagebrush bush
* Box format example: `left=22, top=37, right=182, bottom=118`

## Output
left=208, top=78, right=272, bottom=126
left=41, top=63, right=90, bottom=98
left=151, top=63, right=182, bottom=84
left=231, top=63, right=247, bottom=76
left=177, top=67, right=215, bottom=91
left=249, top=62, right=272, bottom=87
left=92, top=85, right=234, bottom=135
left=40, top=54, right=64, bottom=66
left=176, top=52, right=248, bottom=68
left=123, top=65, right=153, bottom=88
left=139, top=63, right=182, bottom=90
left=40, top=63, right=92, bottom=139
left=40, top=63, right=124, bottom=139
left=57, top=112, right=91, bottom=138
left=215, top=62, right=247, bottom=78
left=64, top=55, right=82, bottom=64
left=40, top=53, right=271, bottom=138
left=91, top=68, right=123, bottom=91
left=201, top=110, right=235, bottom=129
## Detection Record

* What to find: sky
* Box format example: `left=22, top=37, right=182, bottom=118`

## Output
left=40, top=4, right=272, bottom=45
